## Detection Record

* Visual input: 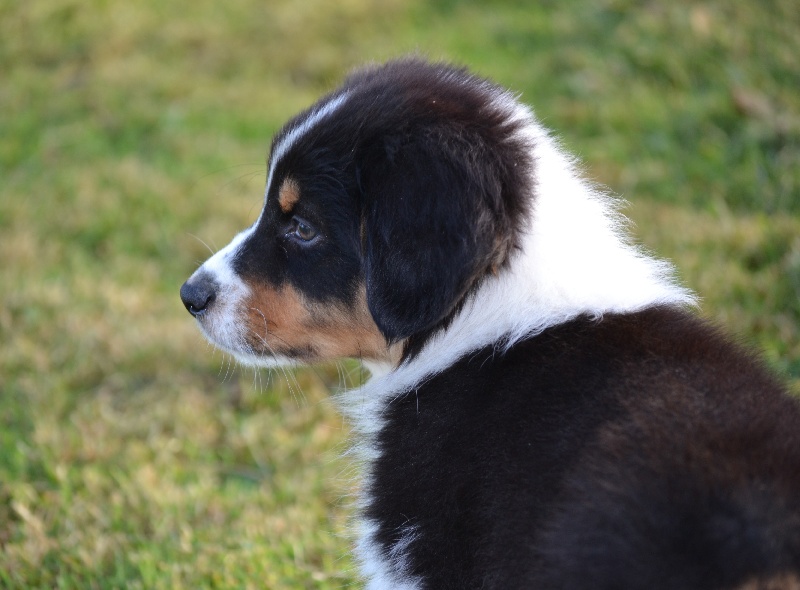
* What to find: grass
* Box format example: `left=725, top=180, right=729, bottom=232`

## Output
left=1, top=0, right=798, bottom=587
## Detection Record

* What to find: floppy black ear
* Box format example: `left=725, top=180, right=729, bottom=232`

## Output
left=360, top=131, right=505, bottom=342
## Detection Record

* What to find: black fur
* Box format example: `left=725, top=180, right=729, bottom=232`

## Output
left=367, top=307, right=800, bottom=589
left=349, top=61, right=532, bottom=344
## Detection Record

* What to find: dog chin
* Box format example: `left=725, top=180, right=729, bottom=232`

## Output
left=202, top=331, right=296, bottom=368
left=192, top=318, right=254, bottom=364
left=234, top=352, right=298, bottom=369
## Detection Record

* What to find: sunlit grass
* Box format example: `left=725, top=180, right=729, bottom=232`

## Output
left=1, top=0, right=798, bottom=587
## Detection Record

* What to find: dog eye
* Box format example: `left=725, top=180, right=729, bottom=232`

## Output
left=289, top=216, right=318, bottom=242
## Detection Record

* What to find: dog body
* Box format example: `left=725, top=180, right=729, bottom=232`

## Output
left=181, top=59, right=800, bottom=589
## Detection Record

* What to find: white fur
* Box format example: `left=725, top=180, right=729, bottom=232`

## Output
left=343, top=106, right=695, bottom=589
left=355, top=520, right=422, bottom=590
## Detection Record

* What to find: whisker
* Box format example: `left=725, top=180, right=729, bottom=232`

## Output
left=196, top=162, right=264, bottom=185
left=249, top=306, right=308, bottom=406
left=188, top=233, right=216, bottom=257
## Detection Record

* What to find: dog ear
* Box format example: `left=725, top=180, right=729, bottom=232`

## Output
left=359, top=131, right=506, bottom=342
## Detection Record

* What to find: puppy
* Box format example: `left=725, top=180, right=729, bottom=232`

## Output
left=181, top=58, right=800, bottom=589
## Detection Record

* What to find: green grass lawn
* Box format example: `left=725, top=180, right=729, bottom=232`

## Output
left=1, top=0, right=798, bottom=587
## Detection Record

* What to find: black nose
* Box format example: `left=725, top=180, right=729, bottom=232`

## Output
left=180, top=274, right=218, bottom=317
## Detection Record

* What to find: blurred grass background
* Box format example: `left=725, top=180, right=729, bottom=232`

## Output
left=1, top=0, right=798, bottom=587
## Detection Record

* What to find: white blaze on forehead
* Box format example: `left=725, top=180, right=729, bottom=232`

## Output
left=262, top=92, right=350, bottom=207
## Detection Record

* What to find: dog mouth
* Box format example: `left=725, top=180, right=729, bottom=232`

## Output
left=180, top=272, right=262, bottom=360
left=191, top=306, right=297, bottom=366
left=180, top=275, right=318, bottom=367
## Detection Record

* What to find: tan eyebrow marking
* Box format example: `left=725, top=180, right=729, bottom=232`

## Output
left=278, top=177, right=301, bottom=213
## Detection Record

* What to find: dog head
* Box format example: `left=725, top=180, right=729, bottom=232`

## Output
left=180, top=58, right=533, bottom=366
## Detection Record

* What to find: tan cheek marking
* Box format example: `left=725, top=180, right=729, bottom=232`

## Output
left=241, top=282, right=400, bottom=364
left=305, top=289, right=400, bottom=363
left=278, top=177, right=301, bottom=214
left=243, top=283, right=309, bottom=355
